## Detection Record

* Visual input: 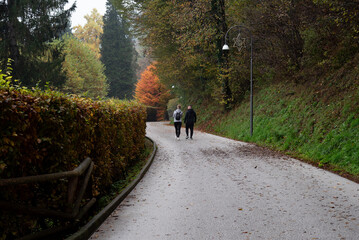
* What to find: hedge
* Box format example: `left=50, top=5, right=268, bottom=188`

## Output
left=0, top=84, right=146, bottom=239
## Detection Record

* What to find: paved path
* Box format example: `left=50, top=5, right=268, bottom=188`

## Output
left=90, top=122, right=359, bottom=240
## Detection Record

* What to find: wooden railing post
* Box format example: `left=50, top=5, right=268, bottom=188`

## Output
left=67, top=176, right=79, bottom=211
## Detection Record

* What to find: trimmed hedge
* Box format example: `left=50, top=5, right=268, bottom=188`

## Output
left=0, top=86, right=146, bottom=239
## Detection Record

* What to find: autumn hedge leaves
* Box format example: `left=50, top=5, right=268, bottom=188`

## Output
left=0, top=70, right=147, bottom=237
left=0, top=57, right=167, bottom=239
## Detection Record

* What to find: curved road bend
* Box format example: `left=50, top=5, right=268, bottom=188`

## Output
left=90, top=122, right=359, bottom=240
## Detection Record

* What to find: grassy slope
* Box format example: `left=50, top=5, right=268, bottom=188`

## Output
left=196, top=57, right=359, bottom=179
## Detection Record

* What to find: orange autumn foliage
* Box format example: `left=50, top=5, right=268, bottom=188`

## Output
left=135, top=64, right=171, bottom=120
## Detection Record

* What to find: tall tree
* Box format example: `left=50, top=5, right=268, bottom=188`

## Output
left=101, top=0, right=137, bottom=99
left=0, top=0, right=75, bottom=87
left=73, top=8, right=103, bottom=59
left=60, top=34, right=108, bottom=99
left=130, top=0, right=229, bottom=104
left=116, top=0, right=359, bottom=107
left=135, top=64, right=171, bottom=120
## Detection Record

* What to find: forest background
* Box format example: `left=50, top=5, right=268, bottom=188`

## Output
left=116, top=0, right=359, bottom=179
left=1, top=0, right=359, bottom=177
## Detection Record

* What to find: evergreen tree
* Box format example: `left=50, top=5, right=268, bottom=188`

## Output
left=0, top=0, right=75, bottom=87
left=61, top=34, right=108, bottom=99
left=101, top=0, right=137, bottom=99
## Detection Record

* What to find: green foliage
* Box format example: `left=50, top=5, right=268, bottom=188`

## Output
left=116, top=0, right=359, bottom=109
left=0, top=0, right=75, bottom=87
left=0, top=79, right=146, bottom=238
left=101, top=0, right=137, bottom=99
left=123, top=0, right=227, bottom=105
left=198, top=77, right=359, bottom=175
left=73, top=8, right=104, bottom=59
left=60, top=34, right=109, bottom=99
left=0, top=59, right=14, bottom=90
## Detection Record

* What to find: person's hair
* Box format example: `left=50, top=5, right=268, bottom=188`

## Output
left=177, top=104, right=181, bottom=109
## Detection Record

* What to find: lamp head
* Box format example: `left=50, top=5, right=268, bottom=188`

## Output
left=222, top=44, right=229, bottom=51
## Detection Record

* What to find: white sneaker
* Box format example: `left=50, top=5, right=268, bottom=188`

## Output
left=177, top=137, right=180, bottom=141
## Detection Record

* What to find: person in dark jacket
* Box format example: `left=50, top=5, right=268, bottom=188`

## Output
left=184, top=105, right=197, bottom=140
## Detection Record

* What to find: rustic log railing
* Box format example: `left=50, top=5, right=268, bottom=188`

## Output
left=0, top=157, right=96, bottom=239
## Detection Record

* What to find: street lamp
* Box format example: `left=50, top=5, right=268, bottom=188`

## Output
left=222, top=44, right=230, bottom=51
left=222, top=25, right=254, bottom=137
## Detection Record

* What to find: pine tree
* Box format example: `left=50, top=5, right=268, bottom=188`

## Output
left=61, top=34, right=108, bottom=99
left=0, top=0, right=75, bottom=87
left=101, top=0, right=137, bottom=99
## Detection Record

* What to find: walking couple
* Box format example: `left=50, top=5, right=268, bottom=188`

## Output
left=173, top=104, right=197, bottom=141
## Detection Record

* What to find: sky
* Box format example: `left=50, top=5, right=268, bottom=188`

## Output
left=66, top=0, right=107, bottom=28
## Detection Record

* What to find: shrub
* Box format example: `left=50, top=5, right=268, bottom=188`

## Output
left=0, top=70, right=146, bottom=238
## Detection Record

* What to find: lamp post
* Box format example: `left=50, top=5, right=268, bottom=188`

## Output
left=222, top=25, right=253, bottom=137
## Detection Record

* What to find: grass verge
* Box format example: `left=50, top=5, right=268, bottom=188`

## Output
left=196, top=81, right=359, bottom=183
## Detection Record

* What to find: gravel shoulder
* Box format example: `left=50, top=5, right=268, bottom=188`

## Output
left=90, top=122, right=359, bottom=240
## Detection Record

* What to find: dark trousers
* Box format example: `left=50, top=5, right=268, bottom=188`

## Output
left=186, top=123, right=194, bottom=138
left=174, top=122, right=182, bottom=137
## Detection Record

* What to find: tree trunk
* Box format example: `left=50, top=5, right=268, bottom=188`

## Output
left=212, top=0, right=231, bottom=109
left=7, top=19, right=20, bottom=73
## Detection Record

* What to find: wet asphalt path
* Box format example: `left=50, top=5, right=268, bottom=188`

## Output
left=90, top=122, right=359, bottom=240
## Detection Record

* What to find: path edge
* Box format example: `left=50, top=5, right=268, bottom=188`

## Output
left=66, top=136, right=157, bottom=240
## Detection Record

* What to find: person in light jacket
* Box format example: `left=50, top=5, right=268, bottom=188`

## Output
left=184, top=105, right=197, bottom=140
left=173, top=104, right=183, bottom=140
